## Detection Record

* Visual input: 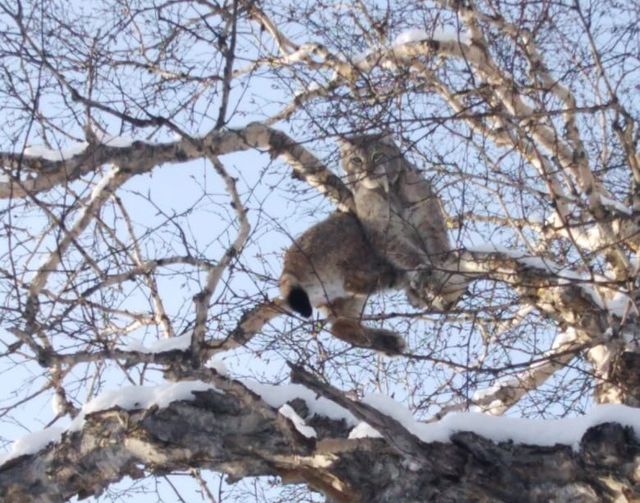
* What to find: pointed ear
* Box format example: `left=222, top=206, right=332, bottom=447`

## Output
left=378, top=132, right=396, bottom=146
left=336, top=136, right=353, bottom=150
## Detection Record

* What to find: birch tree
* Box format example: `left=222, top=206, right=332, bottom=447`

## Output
left=1, top=0, right=639, bottom=501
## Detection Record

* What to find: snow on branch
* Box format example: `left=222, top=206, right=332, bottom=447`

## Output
left=463, top=329, right=582, bottom=416
left=119, top=333, right=193, bottom=354
left=463, top=246, right=633, bottom=327
left=291, top=364, right=640, bottom=447
left=0, top=380, right=218, bottom=466
left=2, top=369, right=640, bottom=502
left=460, top=245, right=639, bottom=405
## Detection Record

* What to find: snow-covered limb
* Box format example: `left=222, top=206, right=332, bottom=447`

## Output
left=0, top=380, right=219, bottom=466
left=319, top=1, right=633, bottom=276
left=23, top=142, right=90, bottom=161
left=430, top=329, right=583, bottom=418
left=445, top=6, right=603, bottom=214
left=7, top=122, right=353, bottom=372
left=461, top=246, right=640, bottom=404
left=2, top=369, right=640, bottom=502
left=462, top=248, right=632, bottom=331
left=119, top=333, right=193, bottom=354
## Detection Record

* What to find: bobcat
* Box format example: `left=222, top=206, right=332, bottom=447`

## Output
left=280, top=211, right=406, bottom=355
left=339, top=134, right=468, bottom=310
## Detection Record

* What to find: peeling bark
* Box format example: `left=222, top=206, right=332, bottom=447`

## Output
left=1, top=371, right=639, bottom=503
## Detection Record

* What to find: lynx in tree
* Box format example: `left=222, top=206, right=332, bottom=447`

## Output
left=280, top=211, right=406, bottom=355
left=339, top=134, right=468, bottom=310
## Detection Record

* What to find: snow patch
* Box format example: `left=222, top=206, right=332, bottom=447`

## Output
left=551, top=328, right=578, bottom=350
left=68, top=380, right=219, bottom=432
left=96, top=133, right=134, bottom=148
left=361, top=395, right=640, bottom=449
left=362, top=393, right=419, bottom=426
left=21, top=133, right=134, bottom=163
left=0, top=427, right=64, bottom=465
left=24, top=142, right=89, bottom=161
left=205, top=354, right=230, bottom=376
left=467, top=241, right=569, bottom=279
left=6, top=378, right=640, bottom=467
left=348, top=421, right=382, bottom=439
left=393, top=28, right=429, bottom=46
left=437, top=404, right=640, bottom=448
left=466, top=242, right=633, bottom=316
left=279, top=404, right=317, bottom=438
left=294, top=81, right=322, bottom=97
left=603, top=291, right=633, bottom=318
left=0, top=380, right=220, bottom=465
left=393, top=27, right=469, bottom=46
left=599, top=195, right=631, bottom=215
left=242, top=380, right=357, bottom=425
left=120, top=333, right=192, bottom=354
left=472, top=379, right=512, bottom=402
left=51, top=393, right=66, bottom=416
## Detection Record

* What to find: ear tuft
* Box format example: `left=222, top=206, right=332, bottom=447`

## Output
left=378, top=133, right=396, bottom=146
left=336, top=136, right=354, bottom=150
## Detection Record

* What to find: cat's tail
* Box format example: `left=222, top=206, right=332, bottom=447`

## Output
left=280, top=272, right=313, bottom=317
left=331, top=318, right=405, bottom=356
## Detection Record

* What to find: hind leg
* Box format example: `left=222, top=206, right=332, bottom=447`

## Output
left=370, top=233, right=441, bottom=309
left=328, top=297, right=405, bottom=355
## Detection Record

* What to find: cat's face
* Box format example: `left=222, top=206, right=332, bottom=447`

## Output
left=338, top=135, right=402, bottom=191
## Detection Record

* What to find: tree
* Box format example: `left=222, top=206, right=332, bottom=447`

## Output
left=0, top=0, right=639, bottom=500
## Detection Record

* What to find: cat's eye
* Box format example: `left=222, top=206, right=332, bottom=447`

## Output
left=349, top=157, right=363, bottom=168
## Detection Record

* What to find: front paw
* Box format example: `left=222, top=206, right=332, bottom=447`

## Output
left=408, top=269, right=434, bottom=294
left=405, top=287, right=425, bottom=308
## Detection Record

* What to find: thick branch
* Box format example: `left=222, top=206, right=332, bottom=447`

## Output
left=1, top=371, right=639, bottom=502
left=0, top=123, right=354, bottom=211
